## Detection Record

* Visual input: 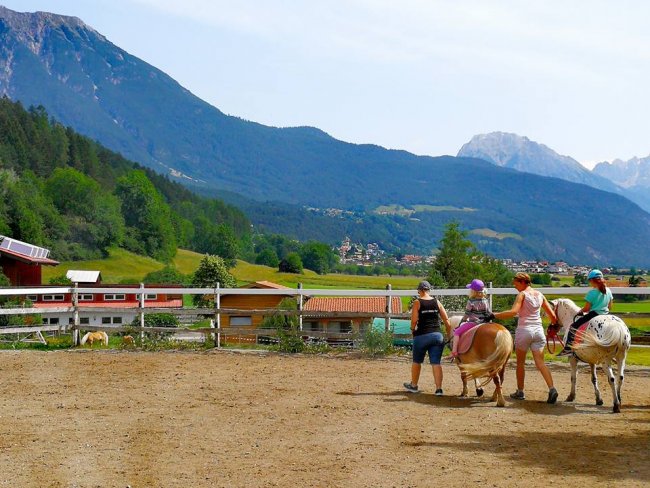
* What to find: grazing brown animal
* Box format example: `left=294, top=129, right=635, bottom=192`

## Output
left=122, top=335, right=135, bottom=347
left=80, top=331, right=109, bottom=346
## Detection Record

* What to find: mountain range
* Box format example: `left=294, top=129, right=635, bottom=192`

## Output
left=0, top=5, right=649, bottom=266
left=593, top=156, right=650, bottom=207
left=458, top=132, right=650, bottom=212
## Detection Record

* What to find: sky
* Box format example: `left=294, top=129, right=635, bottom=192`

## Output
left=3, top=0, right=650, bottom=169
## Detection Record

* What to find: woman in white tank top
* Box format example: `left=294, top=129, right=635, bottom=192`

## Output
left=493, top=272, right=559, bottom=404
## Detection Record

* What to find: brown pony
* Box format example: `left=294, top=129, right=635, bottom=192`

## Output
left=451, top=317, right=513, bottom=407
left=80, top=331, right=109, bottom=346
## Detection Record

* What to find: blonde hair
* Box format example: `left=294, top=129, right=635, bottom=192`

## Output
left=469, top=289, right=486, bottom=299
left=514, top=272, right=531, bottom=285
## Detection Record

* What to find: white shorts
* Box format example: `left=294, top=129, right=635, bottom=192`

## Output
left=515, top=326, right=546, bottom=351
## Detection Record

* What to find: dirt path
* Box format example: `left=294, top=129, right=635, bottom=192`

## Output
left=0, top=350, right=647, bottom=487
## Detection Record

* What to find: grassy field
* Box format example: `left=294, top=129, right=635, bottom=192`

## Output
left=41, top=248, right=166, bottom=284
left=41, top=248, right=422, bottom=289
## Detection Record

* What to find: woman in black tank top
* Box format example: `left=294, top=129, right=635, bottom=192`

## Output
left=403, top=281, right=452, bottom=395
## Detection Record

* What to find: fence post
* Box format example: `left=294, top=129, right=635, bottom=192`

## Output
left=139, top=283, right=145, bottom=341
left=215, top=283, right=221, bottom=348
left=385, top=284, right=392, bottom=332
left=72, top=282, right=79, bottom=346
left=298, top=282, right=303, bottom=331
left=488, top=281, right=493, bottom=311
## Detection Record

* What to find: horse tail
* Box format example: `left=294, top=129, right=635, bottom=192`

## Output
left=573, top=319, right=631, bottom=355
left=460, top=328, right=513, bottom=382
left=80, top=332, right=90, bottom=345
left=102, top=332, right=109, bottom=346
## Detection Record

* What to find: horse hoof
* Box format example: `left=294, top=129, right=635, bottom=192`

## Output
left=613, top=404, right=621, bottom=413
left=596, top=399, right=604, bottom=406
left=476, top=388, right=484, bottom=398
left=565, top=396, right=575, bottom=402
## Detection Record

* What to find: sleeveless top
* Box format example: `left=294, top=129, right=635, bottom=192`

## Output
left=517, top=290, right=543, bottom=329
left=414, top=298, right=441, bottom=336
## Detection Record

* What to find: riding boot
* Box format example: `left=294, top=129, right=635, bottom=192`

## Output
left=557, top=326, right=577, bottom=356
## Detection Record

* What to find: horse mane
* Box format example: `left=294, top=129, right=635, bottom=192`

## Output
left=80, top=332, right=91, bottom=345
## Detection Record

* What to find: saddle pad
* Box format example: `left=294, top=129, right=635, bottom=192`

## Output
left=458, top=323, right=484, bottom=355
left=572, top=323, right=590, bottom=346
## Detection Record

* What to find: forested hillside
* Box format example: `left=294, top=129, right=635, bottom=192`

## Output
left=0, top=97, right=250, bottom=263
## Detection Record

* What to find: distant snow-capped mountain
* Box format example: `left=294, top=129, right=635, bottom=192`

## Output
left=458, top=132, right=650, bottom=212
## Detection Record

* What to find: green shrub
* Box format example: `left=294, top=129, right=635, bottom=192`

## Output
left=275, top=324, right=305, bottom=353
left=360, top=327, right=395, bottom=357
left=137, top=313, right=180, bottom=327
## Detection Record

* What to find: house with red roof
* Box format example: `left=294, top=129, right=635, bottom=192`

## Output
left=31, top=283, right=183, bottom=327
left=303, top=297, right=402, bottom=334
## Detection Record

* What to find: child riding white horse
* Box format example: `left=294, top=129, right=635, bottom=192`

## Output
left=558, top=269, right=613, bottom=356
left=552, top=298, right=631, bottom=413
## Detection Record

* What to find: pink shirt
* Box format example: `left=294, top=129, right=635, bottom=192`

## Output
left=517, top=290, right=543, bottom=329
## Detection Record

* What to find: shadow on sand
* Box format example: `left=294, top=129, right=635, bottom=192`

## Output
left=337, top=389, right=595, bottom=415
left=401, top=429, right=650, bottom=483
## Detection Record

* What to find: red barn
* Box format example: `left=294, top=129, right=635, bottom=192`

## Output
left=0, top=236, right=58, bottom=286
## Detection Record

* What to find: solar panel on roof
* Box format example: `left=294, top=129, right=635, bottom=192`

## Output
left=0, top=235, right=50, bottom=258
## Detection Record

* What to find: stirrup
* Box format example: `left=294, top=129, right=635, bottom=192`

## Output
left=557, top=346, right=572, bottom=357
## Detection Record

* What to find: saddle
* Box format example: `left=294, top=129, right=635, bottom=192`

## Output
left=457, top=323, right=485, bottom=355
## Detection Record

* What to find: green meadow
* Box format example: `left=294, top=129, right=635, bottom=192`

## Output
left=41, top=247, right=422, bottom=289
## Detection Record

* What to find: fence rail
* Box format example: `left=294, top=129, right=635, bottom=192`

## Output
left=1, top=284, right=648, bottom=347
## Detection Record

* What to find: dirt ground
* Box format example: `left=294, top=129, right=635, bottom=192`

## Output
left=0, top=350, right=648, bottom=488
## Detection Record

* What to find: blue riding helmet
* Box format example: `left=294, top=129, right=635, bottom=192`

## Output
left=587, top=269, right=603, bottom=280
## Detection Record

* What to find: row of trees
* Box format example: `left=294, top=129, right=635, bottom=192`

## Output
left=253, top=234, right=338, bottom=274
left=0, top=98, right=250, bottom=263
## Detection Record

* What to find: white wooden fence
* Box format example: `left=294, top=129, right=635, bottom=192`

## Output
left=0, top=284, right=648, bottom=346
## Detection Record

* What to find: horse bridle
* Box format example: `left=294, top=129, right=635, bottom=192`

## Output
left=546, top=301, right=564, bottom=354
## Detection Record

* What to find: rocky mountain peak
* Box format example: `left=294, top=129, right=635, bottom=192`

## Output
left=593, top=155, right=650, bottom=189
left=0, top=6, right=101, bottom=56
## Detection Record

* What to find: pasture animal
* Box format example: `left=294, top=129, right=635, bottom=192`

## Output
left=80, top=331, right=109, bottom=347
left=122, top=335, right=135, bottom=347
left=450, top=316, right=513, bottom=407
left=552, top=298, right=631, bottom=413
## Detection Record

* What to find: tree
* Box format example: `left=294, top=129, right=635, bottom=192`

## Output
left=428, top=222, right=513, bottom=289
left=0, top=268, right=10, bottom=286
left=255, top=248, right=280, bottom=268
left=115, top=170, right=177, bottom=262
left=279, top=253, right=303, bottom=273
left=143, top=266, right=186, bottom=285
left=429, top=222, right=476, bottom=287
left=299, top=241, right=337, bottom=274
left=531, top=273, right=552, bottom=286
left=191, top=255, right=237, bottom=306
left=629, top=274, right=642, bottom=287
left=573, top=273, right=587, bottom=286
left=48, top=275, right=72, bottom=285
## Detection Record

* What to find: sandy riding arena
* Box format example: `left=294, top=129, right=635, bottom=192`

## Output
left=0, top=350, right=648, bottom=487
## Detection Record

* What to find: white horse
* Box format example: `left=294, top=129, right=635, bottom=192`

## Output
left=80, top=331, right=109, bottom=346
left=552, top=299, right=631, bottom=413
